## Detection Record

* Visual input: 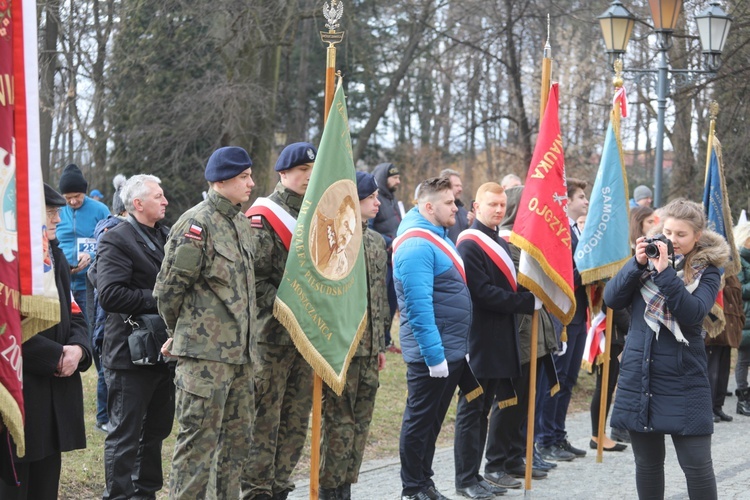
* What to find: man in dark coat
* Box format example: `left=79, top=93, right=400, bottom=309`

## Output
left=0, top=184, right=92, bottom=500
left=441, top=169, right=474, bottom=244
left=96, top=175, right=174, bottom=500
left=370, top=162, right=402, bottom=350
left=453, top=182, right=538, bottom=499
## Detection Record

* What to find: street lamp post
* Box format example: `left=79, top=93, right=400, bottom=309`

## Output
left=597, top=0, right=732, bottom=207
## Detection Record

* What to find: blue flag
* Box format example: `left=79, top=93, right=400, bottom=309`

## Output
left=702, top=135, right=739, bottom=275
left=574, top=115, right=631, bottom=283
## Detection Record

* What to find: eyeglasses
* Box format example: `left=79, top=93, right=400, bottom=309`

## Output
left=46, top=207, right=63, bottom=217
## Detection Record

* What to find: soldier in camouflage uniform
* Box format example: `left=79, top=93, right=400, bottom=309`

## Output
left=154, top=147, right=256, bottom=499
left=318, top=172, right=389, bottom=500
left=242, top=142, right=317, bottom=500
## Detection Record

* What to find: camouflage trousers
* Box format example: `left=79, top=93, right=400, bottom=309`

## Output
left=320, top=355, right=380, bottom=488
left=241, top=343, right=313, bottom=499
left=169, top=357, right=254, bottom=500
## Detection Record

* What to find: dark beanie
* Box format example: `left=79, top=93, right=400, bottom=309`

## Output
left=205, top=147, right=253, bottom=182
left=44, top=183, right=66, bottom=207
left=356, top=171, right=378, bottom=200
left=386, top=164, right=399, bottom=177
left=58, top=163, right=88, bottom=194
left=275, top=142, right=317, bottom=172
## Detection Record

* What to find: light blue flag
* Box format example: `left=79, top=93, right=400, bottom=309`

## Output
left=574, top=117, right=631, bottom=283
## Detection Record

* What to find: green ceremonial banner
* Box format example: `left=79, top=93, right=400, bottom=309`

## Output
left=273, top=82, right=368, bottom=395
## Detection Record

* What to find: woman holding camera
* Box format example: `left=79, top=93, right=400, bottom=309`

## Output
left=604, top=199, right=728, bottom=500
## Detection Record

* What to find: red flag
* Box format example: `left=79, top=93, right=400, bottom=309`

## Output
left=1, top=0, right=61, bottom=458
left=510, top=83, right=575, bottom=324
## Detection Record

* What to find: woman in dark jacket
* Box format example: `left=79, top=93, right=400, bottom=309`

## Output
left=604, top=199, right=728, bottom=500
left=0, top=184, right=92, bottom=500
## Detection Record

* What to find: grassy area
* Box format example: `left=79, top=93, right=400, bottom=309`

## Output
left=58, top=347, right=597, bottom=499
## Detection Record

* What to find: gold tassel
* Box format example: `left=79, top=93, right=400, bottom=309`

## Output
left=561, top=326, right=568, bottom=343
left=549, top=382, right=561, bottom=397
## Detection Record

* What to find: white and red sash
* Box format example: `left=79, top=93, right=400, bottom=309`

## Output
left=497, top=228, right=512, bottom=243
left=457, top=229, right=517, bottom=291
left=245, top=197, right=297, bottom=251
left=393, top=228, right=466, bottom=283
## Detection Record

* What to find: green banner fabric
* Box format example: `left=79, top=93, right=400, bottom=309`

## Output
left=273, top=83, right=367, bottom=395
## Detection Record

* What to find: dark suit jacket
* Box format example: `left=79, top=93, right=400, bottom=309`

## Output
left=96, top=217, right=169, bottom=370
left=457, top=221, right=535, bottom=379
left=1, top=240, right=92, bottom=466
left=570, top=225, right=588, bottom=327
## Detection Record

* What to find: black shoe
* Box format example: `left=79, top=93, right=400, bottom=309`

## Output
left=537, top=443, right=575, bottom=462
left=589, top=439, right=627, bottom=452
left=610, top=427, right=631, bottom=443
left=426, top=485, right=450, bottom=500
left=456, top=484, right=494, bottom=499
left=95, top=421, right=109, bottom=433
left=713, top=413, right=721, bottom=423
left=505, top=464, right=548, bottom=479
left=484, top=471, right=521, bottom=489
left=558, top=439, right=587, bottom=457
left=714, top=409, right=733, bottom=422
left=402, top=492, right=431, bottom=500
left=319, top=487, right=340, bottom=500
left=477, top=479, right=507, bottom=496
left=533, top=447, right=557, bottom=469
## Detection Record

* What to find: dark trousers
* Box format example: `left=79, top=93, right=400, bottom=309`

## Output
left=454, top=378, right=498, bottom=488
left=629, top=431, right=716, bottom=500
left=485, top=361, right=534, bottom=473
left=400, top=360, right=464, bottom=496
left=536, top=321, right=587, bottom=447
left=590, top=343, right=623, bottom=437
left=103, top=367, right=175, bottom=500
left=0, top=452, right=61, bottom=500
left=706, top=345, right=731, bottom=411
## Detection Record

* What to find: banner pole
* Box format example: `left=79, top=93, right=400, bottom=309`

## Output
left=312, top=3, right=345, bottom=498
left=524, top=310, right=539, bottom=492
left=539, top=14, right=552, bottom=130
left=704, top=103, right=718, bottom=184
left=596, top=309, right=614, bottom=462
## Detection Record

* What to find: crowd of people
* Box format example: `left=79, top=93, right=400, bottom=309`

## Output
left=0, top=145, right=748, bottom=500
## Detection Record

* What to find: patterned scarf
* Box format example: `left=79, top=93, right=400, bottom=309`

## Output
left=639, top=256, right=707, bottom=345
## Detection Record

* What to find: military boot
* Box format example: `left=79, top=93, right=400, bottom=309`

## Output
left=319, top=487, right=340, bottom=500
left=337, top=483, right=351, bottom=500
left=737, top=388, right=750, bottom=416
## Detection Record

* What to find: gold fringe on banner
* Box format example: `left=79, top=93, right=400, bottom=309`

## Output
left=20, top=295, right=61, bottom=342
left=464, top=386, right=485, bottom=404
left=497, top=396, right=518, bottom=409
left=0, top=374, right=26, bottom=457
left=273, top=298, right=367, bottom=396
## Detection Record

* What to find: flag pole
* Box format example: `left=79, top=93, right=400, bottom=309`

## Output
left=539, top=14, right=552, bottom=132
left=595, top=59, right=625, bottom=462
left=524, top=16, right=552, bottom=493
left=313, top=3, right=345, bottom=498
left=704, top=102, right=718, bottom=183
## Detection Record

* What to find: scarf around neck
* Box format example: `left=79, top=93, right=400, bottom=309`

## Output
left=639, top=256, right=707, bottom=345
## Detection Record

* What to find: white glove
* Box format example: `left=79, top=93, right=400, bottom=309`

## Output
left=428, top=359, right=449, bottom=378
left=556, top=341, right=568, bottom=357
left=534, top=296, right=543, bottom=310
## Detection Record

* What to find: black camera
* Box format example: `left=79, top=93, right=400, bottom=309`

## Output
left=644, top=234, right=674, bottom=259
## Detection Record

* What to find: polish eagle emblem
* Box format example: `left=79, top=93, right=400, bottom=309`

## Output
left=323, top=1, right=344, bottom=31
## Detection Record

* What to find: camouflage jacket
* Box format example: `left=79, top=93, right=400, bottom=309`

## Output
left=154, top=188, right=255, bottom=364
left=357, top=225, right=389, bottom=357
left=249, top=182, right=302, bottom=345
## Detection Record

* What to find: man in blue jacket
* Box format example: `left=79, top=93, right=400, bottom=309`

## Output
left=393, top=176, right=472, bottom=500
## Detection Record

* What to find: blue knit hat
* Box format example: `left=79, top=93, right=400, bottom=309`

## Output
left=205, top=147, right=253, bottom=182
left=275, top=142, right=317, bottom=172
left=356, top=171, right=378, bottom=200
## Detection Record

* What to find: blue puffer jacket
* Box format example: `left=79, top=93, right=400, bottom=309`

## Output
left=393, top=207, right=471, bottom=366
left=604, top=229, right=728, bottom=436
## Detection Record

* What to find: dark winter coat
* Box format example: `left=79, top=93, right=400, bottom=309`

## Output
left=370, top=163, right=402, bottom=250
left=605, top=230, right=729, bottom=435
left=457, top=220, right=534, bottom=379
left=96, top=216, right=170, bottom=371
left=737, top=246, right=750, bottom=348
left=7, top=239, right=92, bottom=463
left=446, top=199, right=471, bottom=244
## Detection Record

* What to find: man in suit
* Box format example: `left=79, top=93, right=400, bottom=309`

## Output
left=536, top=177, right=589, bottom=462
left=453, top=183, right=540, bottom=499
left=96, top=174, right=174, bottom=499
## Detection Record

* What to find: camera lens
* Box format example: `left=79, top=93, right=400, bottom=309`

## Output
left=645, top=243, right=660, bottom=259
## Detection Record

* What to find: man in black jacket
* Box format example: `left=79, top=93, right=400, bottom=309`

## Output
left=441, top=169, right=474, bottom=244
left=453, top=182, right=539, bottom=499
left=96, top=174, right=173, bottom=500
left=0, top=184, right=92, bottom=500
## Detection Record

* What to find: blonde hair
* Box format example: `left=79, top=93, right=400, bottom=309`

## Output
left=659, top=198, right=706, bottom=282
left=474, top=182, right=504, bottom=204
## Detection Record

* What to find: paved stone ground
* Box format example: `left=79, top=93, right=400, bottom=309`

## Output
left=290, top=381, right=750, bottom=499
